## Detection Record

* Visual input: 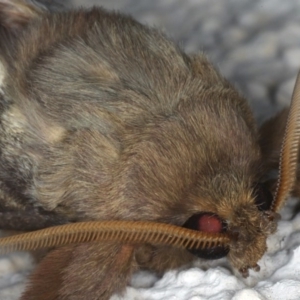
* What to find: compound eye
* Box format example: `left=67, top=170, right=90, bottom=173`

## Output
left=253, top=183, right=273, bottom=211
left=182, top=212, right=229, bottom=260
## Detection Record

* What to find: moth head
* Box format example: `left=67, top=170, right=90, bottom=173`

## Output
left=180, top=181, right=277, bottom=276
left=183, top=71, right=300, bottom=276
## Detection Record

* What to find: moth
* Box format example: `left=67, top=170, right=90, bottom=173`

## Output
left=0, top=1, right=299, bottom=299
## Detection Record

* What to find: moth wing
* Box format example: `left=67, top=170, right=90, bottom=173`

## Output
left=0, top=0, right=70, bottom=34
left=0, top=0, right=45, bottom=33
left=0, top=207, right=69, bottom=231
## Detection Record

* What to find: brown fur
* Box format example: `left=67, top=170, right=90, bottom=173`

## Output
left=22, top=243, right=136, bottom=299
left=0, top=1, right=294, bottom=299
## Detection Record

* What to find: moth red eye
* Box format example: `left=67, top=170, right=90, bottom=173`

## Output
left=183, top=212, right=229, bottom=260
left=183, top=213, right=226, bottom=233
left=253, top=183, right=273, bottom=211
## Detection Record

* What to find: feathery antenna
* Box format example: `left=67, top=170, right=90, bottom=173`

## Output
left=273, top=72, right=300, bottom=212
left=0, top=220, right=230, bottom=254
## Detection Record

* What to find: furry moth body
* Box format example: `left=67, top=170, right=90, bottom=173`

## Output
left=0, top=1, right=299, bottom=299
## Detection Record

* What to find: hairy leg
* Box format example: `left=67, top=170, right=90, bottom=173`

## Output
left=22, top=242, right=137, bottom=300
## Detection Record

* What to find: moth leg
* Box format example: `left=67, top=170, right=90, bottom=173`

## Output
left=135, top=244, right=195, bottom=274
left=21, top=242, right=137, bottom=300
